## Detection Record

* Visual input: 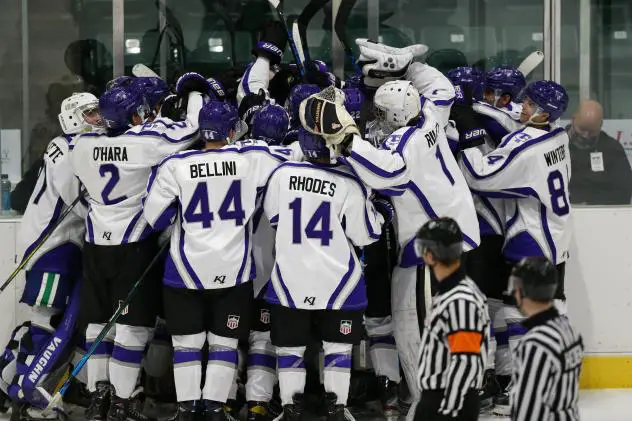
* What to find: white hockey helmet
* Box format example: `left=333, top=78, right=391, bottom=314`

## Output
left=374, top=80, right=421, bottom=129
left=58, top=92, right=101, bottom=134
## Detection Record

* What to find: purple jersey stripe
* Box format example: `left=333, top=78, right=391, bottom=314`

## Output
left=209, top=349, right=238, bottom=365
left=323, top=353, right=352, bottom=369
left=112, top=345, right=144, bottom=364
left=173, top=349, right=202, bottom=364
left=247, top=353, right=276, bottom=369
left=277, top=355, right=305, bottom=369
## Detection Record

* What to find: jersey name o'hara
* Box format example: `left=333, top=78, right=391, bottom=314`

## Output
left=289, top=176, right=336, bottom=197
left=190, top=161, right=237, bottom=178
left=92, top=146, right=129, bottom=162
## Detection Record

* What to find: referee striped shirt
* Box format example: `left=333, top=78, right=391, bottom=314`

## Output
left=510, top=307, right=583, bottom=421
left=417, top=267, right=490, bottom=417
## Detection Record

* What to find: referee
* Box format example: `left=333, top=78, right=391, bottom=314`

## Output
left=507, top=257, right=583, bottom=421
left=413, top=217, right=489, bottom=421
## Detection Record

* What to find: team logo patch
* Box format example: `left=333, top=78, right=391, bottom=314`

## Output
left=260, top=309, right=270, bottom=325
left=339, top=320, right=352, bottom=335
left=227, top=315, right=240, bottom=330
left=117, top=300, right=129, bottom=316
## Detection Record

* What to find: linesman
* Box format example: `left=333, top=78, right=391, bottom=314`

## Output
left=506, top=257, right=583, bottom=421
left=414, top=217, right=489, bottom=421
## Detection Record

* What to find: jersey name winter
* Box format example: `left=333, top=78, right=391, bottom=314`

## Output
left=263, top=162, right=383, bottom=310
left=143, top=141, right=284, bottom=290
left=72, top=93, right=202, bottom=245
left=345, top=105, right=480, bottom=268
left=18, top=135, right=87, bottom=274
left=460, top=126, right=571, bottom=264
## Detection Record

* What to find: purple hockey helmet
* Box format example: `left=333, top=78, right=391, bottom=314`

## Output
left=446, top=66, right=485, bottom=102
left=486, top=66, right=526, bottom=100
left=251, top=103, right=290, bottom=145
left=199, top=100, right=239, bottom=141
left=522, top=80, right=569, bottom=122
left=133, top=77, right=169, bottom=109
left=105, top=76, right=135, bottom=91
left=343, top=87, right=365, bottom=124
left=99, top=85, right=149, bottom=130
left=287, top=84, right=320, bottom=123
left=298, top=128, right=330, bottom=161
left=344, top=74, right=362, bottom=89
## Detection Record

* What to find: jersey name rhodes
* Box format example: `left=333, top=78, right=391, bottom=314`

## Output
left=93, top=146, right=129, bottom=162
left=289, top=175, right=336, bottom=197
left=544, top=145, right=566, bottom=167
left=190, top=161, right=237, bottom=178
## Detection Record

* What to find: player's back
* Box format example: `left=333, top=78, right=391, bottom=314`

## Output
left=263, top=162, right=382, bottom=311
left=150, top=143, right=281, bottom=290
left=380, top=116, right=480, bottom=266
left=72, top=118, right=198, bottom=245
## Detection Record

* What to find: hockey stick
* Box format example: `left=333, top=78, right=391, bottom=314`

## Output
left=268, top=0, right=306, bottom=78
left=132, top=63, right=161, bottom=79
left=424, top=265, right=432, bottom=317
left=292, top=22, right=306, bottom=64
left=0, top=192, right=85, bottom=294
left=517, top=50, right=544, bottom=77
left=334, top=0, right=361, bottom=73
left=44, top=241, right=169, bottom=414
left=294, top=0, right=330, bottom=64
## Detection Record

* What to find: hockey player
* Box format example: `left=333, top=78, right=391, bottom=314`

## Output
left=262, top=128, right=386, bottom=421
left=299, top=80, right=480, bottom=419
left=0, top=92, right=101, bottom=417
left=133, top=77, right=170, bottom=119
left=458, top=80, right=570, bottom=415
left=142, top=100, right=288, bottom=421
left=72, top=73, right=208, bottom=421
left=283, top=84, right=321, bottom=145
left=251, top=103, right=290, bottom=146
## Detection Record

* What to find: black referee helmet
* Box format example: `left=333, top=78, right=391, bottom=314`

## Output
left=509, top=257, right=558, bottom=302
left=415, top=217, right=463, bottom=263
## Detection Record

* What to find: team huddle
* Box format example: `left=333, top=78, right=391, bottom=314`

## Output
left=0, top=22, right=583, bottom=421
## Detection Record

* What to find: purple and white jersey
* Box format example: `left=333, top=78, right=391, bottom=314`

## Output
left=237, top=57, right=271, bottom=106
left=263, top=162, right=383, bottom=310
left=460, top=126, right=572, bottom=264
left=473, top=101, right=523, bottom=146
left=17, top=135, right=87, bottom=274
left=405, top=62, right=456, bottom=129
left=143, top=141, right=283, bottom=290
left=72, top=92, right=202, bottom=245
left=345, top=104, right=479, bottom=268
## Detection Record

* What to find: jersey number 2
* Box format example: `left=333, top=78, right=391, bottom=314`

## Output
left=100, top=164, right=127, bottom=205
left=184, top=180, right=245, bottom=228
left=547, top=170, right=569, bottom=216
left=289, top=198, right=333, bottom=246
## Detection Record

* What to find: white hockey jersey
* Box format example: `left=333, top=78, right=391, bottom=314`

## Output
left=237, top=57, right=271, bottom=106
left=143, top=141, right=286, bottom=290
left=459, top=126, right=571, bottom=264
left=17, top=135, right=87, bottom=274
left=72, top=92, right=203, bottom=245
left=473, top=101, right=523, bottom=146
left=263, top=162, right=383, bottom=310
left=345, top=105, right=480, bottom=268
left=406, top=62, right=456, bottom=129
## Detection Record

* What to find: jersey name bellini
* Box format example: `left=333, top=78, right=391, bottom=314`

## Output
left=93, top=146, right=129, bottom=162
left=190, top=161, right=237, bottom=178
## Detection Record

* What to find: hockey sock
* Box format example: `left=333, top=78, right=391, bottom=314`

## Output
left=86, top=323, right=115, bottom=392
left=365, top=316, right=401, bottom=383
left=172, top=332, right=205, bottom=402
left=246, top=330, right=276, bottom=402
left=203, top=332, right=238, bottom=402
left=322, top=341, right=352, bottom=405
left=110, top=324, right=152, bottom=399
left=276, top=346, right=306, bottom=406
left=494, top=305, right=527, bottom=377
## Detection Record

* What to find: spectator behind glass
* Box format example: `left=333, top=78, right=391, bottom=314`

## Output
left=567, top=100, right=632, bottom=205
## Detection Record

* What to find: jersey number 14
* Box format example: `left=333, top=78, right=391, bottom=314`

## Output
left=289, top=198, right=333, bottom=246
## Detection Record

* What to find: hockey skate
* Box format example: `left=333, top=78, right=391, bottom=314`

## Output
left=491, top=380, right=512, bottom=417
left=273, top=394, right=303, bottom=421
left=86, top=381, right=113, bottom=421
left=107, top=394, right=156, bottom=421
left=202, top=400, right=238, bottom=421
left=376, top=376, right=399, bottom=421
left=165, top=401, right=197, bottom=421
left=11, top=403, right=68, bottom=421
left=325, top=393, right=355, bottom=421
left=478, top=370, right=500, bottom=412
left=0, top=389, right=10, bottom=413
left=247, top=401, right=271, bottom=421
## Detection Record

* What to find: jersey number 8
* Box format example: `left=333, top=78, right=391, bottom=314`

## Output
left=547, top=170, right=569, bottom=216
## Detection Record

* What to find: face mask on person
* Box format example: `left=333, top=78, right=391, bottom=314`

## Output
left=569, top=125, right=599, bottom=149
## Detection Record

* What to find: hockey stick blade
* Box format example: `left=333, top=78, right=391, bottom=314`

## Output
left=0, top=192, right=85, bottom=293
left=296, top=0, right=330, bottom=64
left=292, top=21, right=306, bottom=64
left=132, top=63, right=160, bottom=79
left=518, top=50, right=544, bottom=77
left=44, top=241, right=169, bottom=412
left=334, top=0, right=360, bottom=73
left=268, top=0, right=280, bottom=8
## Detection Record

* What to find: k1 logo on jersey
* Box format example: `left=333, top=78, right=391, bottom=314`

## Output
left=339, top=320, right=352, bottom=335
left=260, top=309, right=270, bottom=325
left=227, top=315, right=240, bottom=330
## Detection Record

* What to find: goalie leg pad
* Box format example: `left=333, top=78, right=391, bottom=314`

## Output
left=0, top=323, right=31, bottom=394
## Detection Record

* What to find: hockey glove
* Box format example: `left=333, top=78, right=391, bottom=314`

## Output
left=206, top=77, right=227, bottom=101
left=305, top=60, right=340, bottom=88
left=299, top=90, right=360, bottom=147
left=356, top=38, right=429, bottom=88
left=252, top=21, right=287, bottom=66
left=238, top=89, right=268, bottom=128
left=175, top=72, right=211, bottom=97
left=372, top=196, right=395, bottom=223
left=449, top=84, right=487, bottom=149
left=160, top=94, right=186, bottom=121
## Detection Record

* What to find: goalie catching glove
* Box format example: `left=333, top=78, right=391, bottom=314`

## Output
left=299, top=87, right=359, bottom=151
left=356, top=38, right=429, bottom=88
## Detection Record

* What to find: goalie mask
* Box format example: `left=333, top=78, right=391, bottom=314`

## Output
left=58, top=92, right=102, bottom=134
left=374, top=81, right=421, bottom=130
